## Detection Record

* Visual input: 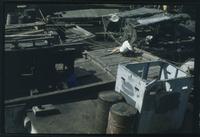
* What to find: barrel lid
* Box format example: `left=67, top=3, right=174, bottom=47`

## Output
left=111, top=102, right=137, bottom=117
left=98, top=90, right=124, bottom=103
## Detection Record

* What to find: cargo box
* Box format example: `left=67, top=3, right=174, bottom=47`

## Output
left=115, top=60, right=193, bottom=133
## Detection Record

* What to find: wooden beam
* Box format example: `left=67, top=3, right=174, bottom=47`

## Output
left=5, top=80, right=115, bottom=107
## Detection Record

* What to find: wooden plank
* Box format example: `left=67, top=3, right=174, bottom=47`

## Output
left=5, top=22, right=45, bottom=30
left=54, top=9, right=119, bottom=19
left=5, top=33, right=52, bottom=38
left=87, top=47, right=159, bottom=78
left=5, top=36, right=55, bottom=43
left=5, top=42, right=82, bottom=52
left=100, top=57, right=133, bottom=66
left=74, top=58, right=114, bottom=85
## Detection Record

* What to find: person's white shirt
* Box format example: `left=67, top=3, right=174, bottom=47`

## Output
left=119, top=40, right=133, bottom=53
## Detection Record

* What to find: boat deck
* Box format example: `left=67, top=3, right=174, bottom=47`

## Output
left=5, top=41, right=192, bottom=134
left=23, top=44, right=162, bottom=133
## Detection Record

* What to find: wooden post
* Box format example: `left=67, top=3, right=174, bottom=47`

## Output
left=95, top=90, right=124, bottom=133
left=6, top=13, right=11, bottom=25
left=106, top=102, right=138, bottom=134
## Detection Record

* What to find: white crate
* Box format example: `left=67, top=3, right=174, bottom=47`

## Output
left=115, top=60, right=193, bottom=133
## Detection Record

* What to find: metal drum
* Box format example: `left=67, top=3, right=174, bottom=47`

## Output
left=106, top=102, right=138, bottom=134
left=95, top=90, right=124, bottom=133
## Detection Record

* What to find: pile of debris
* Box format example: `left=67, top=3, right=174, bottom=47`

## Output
left=4, top=11, right=95, bottom=99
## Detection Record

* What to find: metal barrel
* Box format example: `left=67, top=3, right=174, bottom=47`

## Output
left=106, top=102, right=138, bottom=134
left=95, top=90, right=124, bottom=133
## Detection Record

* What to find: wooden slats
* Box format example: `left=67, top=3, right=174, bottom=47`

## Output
left=87, top=47, right=159, bottom=78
